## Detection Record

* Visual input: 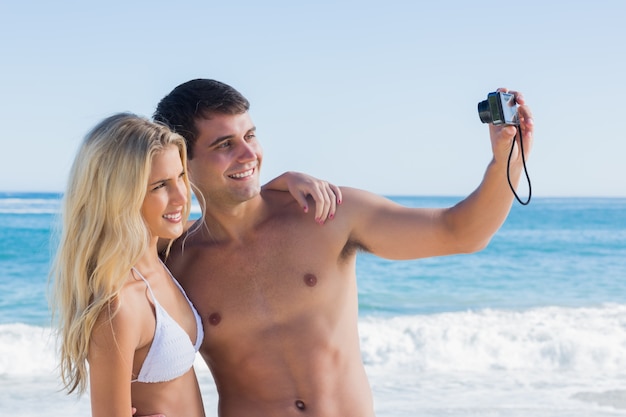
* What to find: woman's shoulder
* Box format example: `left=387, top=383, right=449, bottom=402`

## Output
left=91, top=273, right=151, bottom=347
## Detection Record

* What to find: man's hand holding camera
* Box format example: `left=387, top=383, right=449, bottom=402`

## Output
left=478, top=88, right=534, bottom=204
left=479, top=88, right=534, bottom=164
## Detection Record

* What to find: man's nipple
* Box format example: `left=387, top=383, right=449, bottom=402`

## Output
left=303, top=273, right=317, bottom=287
left=208, top=312, right=221, bottom=326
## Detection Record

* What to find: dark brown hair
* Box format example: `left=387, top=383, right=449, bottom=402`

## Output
left=153, top=79, right=250, bottom=159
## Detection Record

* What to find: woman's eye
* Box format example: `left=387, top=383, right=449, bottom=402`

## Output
left=152, top=183, right=165, bottom=191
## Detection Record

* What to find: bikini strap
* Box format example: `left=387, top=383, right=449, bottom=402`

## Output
left=131, top=267, right=158, bottom=304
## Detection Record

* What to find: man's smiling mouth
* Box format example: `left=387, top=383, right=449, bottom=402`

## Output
left=229, top=168, right=254, bottom=179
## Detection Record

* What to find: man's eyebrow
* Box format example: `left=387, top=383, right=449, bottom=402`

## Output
left=208, top=126, right=256, bottom=147
left=208, top=134, right=234, bottom=147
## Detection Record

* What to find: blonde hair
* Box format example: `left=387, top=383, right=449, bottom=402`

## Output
left=50, top=113, right=191, bottom=394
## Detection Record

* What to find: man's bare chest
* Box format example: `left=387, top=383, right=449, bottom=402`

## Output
left=176, top=233, right=353, bottom=339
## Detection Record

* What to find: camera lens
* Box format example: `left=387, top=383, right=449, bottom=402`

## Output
left=477, top=100, right=492, bottom=124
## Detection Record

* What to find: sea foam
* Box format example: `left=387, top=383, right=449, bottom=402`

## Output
left=4, top=304, right=626, bottom=378
left=359, top=304, right=626, bottom=375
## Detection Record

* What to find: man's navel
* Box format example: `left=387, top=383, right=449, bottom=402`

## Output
left=295, top=399, right=306, bottom=411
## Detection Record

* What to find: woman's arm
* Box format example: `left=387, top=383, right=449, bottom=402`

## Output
left=263, top=171, right=343, bottom=224
left=88, top=300, right=143, bottom=417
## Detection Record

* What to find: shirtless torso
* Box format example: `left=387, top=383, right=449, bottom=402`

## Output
left=166, top=189, right=376, bottom=417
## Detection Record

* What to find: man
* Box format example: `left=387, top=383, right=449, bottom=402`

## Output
left=154, top=79, right=534, bottom=416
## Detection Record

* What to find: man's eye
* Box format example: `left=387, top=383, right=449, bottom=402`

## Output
left=217, top=141, right=231, bottom=149
left=245, top=134, right=256, bottom=141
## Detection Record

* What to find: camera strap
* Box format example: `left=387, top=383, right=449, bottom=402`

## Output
left=507, top=128, right=532, bottom=205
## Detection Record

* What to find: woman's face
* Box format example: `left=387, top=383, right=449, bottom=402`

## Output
left=141, top=144, right=188, bottom=241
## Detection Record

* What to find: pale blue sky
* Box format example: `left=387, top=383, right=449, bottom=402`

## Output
left=1, top=0, right=624, bottom=196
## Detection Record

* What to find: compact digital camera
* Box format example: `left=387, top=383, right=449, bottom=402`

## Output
left=477, top=91, right=519, bottom=125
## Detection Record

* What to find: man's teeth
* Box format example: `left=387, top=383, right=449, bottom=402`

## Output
left=229, top=169, right=254, bottom=179
left=163, top=213, right=181, bottom=220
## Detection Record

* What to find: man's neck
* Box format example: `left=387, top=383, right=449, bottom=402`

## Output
left=199, top=193, right=268, bottom=243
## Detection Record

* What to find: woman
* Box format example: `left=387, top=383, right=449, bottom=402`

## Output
left=50, top=113, right=340, bottom=417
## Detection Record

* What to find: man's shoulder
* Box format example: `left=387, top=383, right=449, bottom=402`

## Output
left=335, top=187, right=386, bottom=214
left=260, top=189, right=306, bottom=215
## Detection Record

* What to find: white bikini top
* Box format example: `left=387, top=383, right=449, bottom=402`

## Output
left=131, top=263, right=204, bottom=383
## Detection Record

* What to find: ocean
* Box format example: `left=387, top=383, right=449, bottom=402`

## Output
left=1, top=192, right=625, bottom=416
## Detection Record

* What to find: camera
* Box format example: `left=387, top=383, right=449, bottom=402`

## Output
left=477, top=91, right=519, bottom=125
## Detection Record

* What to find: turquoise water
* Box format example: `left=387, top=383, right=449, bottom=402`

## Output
left=358, top=197, right=626, bottom=316
left=3, top=194, right=625, bottom=325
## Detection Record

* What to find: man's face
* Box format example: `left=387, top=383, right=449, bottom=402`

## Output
left=188, top=112, right=263, bottom=206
